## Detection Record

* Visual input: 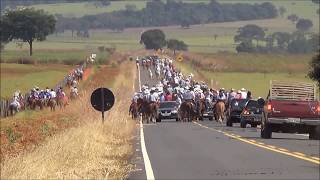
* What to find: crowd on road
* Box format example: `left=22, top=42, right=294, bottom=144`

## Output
left=8, top=67, right=83, bottom=115
left=130, top=55, right=254, bottom=123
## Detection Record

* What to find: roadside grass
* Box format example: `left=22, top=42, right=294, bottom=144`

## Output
left=1, top=59, right=136, bottom=179
left=0, top=63, right=72, bottom=98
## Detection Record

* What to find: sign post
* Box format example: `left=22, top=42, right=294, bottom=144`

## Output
left=91, top=88, right=115, bottom=123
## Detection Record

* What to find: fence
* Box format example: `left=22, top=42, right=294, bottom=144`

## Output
left=0, top=61, right=88, bottom=118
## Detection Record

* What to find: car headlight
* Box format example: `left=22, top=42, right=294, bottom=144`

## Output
left=172, top=110, right=177, bottom=113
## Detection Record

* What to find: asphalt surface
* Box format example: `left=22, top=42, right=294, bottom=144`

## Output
left=129, top=66, right=320, bottom=180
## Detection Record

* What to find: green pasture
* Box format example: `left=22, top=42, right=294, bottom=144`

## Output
left=0, top=63, right=72, bottom=98
left=28, top=0, right=318, bottom=23
left=1, top=48, right=110, bottom=65
left=174, top=53, right=315, bottom=98
left=29, top=1, right=146, bottom=17
left=202, top=71, right=312, bottom=98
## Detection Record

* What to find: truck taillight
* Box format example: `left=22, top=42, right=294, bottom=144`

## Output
left=243, top=109, right=249, bottom=115
left=267, top=103, right=272, bottom=112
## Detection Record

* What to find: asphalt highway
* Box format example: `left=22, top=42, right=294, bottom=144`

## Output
left=129, top=66, right=320, bottom=180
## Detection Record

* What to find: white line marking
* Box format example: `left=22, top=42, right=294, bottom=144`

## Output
left=138, top=64, right=155, bottom=180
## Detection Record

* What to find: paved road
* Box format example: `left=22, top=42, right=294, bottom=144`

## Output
left=129, top=66, right=320, bottom=180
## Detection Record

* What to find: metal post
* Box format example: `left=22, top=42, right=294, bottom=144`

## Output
left=101, top=87, right=105, bottom=123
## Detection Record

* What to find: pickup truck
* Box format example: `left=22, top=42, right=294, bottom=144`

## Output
left=260, top=81, right=320, bottom=139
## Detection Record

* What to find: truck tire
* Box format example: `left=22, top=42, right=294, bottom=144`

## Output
left=240, top=119, right=247, bottom=128
left=261, top=113, right=272, bottom=139
left=309, top=126, right=320, bottom=140
left=226, top=118, right=233, bottom=127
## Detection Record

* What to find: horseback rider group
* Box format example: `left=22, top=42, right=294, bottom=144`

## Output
left=130, top=55, right=253, bottom=123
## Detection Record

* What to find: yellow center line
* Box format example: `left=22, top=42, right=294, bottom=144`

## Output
left=193, top=122, right=319, bottom=165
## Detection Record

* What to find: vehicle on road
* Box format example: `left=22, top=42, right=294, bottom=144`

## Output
left=226, top=99, right=248, bottom=126
left=156, top=101, right=179, bottom=122
left=260, top=81, right=320, bottom=140
left=203, top=103, right=214, bottom=121
left=240, top=99, right=263, bottom=128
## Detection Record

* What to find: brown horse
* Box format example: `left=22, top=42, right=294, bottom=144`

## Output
left=129, top=101, right=139, bottom=119
left=196, top=99, right=206, bottom=121
left=214, top=101, right=225, bottom=123
left=29, top=98, right=44, bottom=110
left=57, top=96, right=69, bottom=109
left=47, top=98, right=57, bottom=111
left=179, top=101, right=195, bottom=122
left=145, top=102, right=158, bottom=123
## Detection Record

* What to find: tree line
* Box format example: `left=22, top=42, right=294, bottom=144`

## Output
left=54, top=0, right=278, bottom=35
left=1, top=0, right=112, bottom=10
left=234, top=20, right=318, bottom=54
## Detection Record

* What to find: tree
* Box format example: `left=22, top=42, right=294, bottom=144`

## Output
left=140, top=29, right=166, bottom=50
left=308, top=53, right=320, bottom=86
left=234, top=24, right=265, bottom=47
left=279, top=6, right=286, bottom=17
left=296, top=19, right=313, bottom=32
left=272, top=32, right=291, bottom=49
left=287, top=14, right=299, bottom=24
left=2, top=8, right=56, bottom=56
left=167, top=39, right=188, bottom=54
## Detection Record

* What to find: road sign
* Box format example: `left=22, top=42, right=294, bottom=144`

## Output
left=177, top=53, right=183, bottom=62
left=90, top=88, right=115, bottom=122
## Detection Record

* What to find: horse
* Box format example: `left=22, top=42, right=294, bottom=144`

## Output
left=214, top=101, right=225, bottom=123
left=145, top=102, right=158, bottom=123
left=28, top=97, right=44, bottom=110
left=8, top=101, right=21, bottom=116
left=57, top=95, right=69, bottom=109
left=129, top=101, right=139, bottom=119
left=70, top=91, right=78, bottom=100
left=47, top=98, right=57, bottom=111
left=196, top=99, right=206, bottom=121
left=179, top=101, right=195, bottom=122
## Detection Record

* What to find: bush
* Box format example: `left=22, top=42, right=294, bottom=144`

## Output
left=98, top=46, right=105, bottom=52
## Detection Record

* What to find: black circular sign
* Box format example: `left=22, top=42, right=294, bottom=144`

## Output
left=90, top=88, right=115, bottom=112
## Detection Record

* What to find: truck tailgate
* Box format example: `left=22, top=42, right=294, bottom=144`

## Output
left=270, top=100, right=319, bottom=119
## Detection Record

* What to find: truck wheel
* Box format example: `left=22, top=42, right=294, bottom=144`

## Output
left=240, top=119, right=246, bottom=128
left=261, top=113, right=272, bottom=139
left=309, top=126, right=320, bottom=140
left=226, top=118, right=233, bottom=127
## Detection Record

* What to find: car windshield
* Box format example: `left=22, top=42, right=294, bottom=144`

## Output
left=231, top=99, right=248, bottom=109
left=246, top=100, right=259, bottom=110
left=159, top=102, right=177, bottom=109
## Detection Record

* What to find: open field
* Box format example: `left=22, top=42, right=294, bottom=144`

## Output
left=28, top=0, right=318, bottom=23
left=174, top=52, right=315, bottom=98
left=0, top=63, right=72, bottom=98
left=1, top=0, right=315, bottom=55
left=1, top=48, right=110, bottom=65
left=3, top=16, right=318, bottom=55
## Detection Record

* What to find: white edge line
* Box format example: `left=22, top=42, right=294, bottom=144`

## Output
left=138, top=64, right=155, bottom=180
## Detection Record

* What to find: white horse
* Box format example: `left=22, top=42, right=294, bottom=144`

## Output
left=9, top=100, right=21, bottom=115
